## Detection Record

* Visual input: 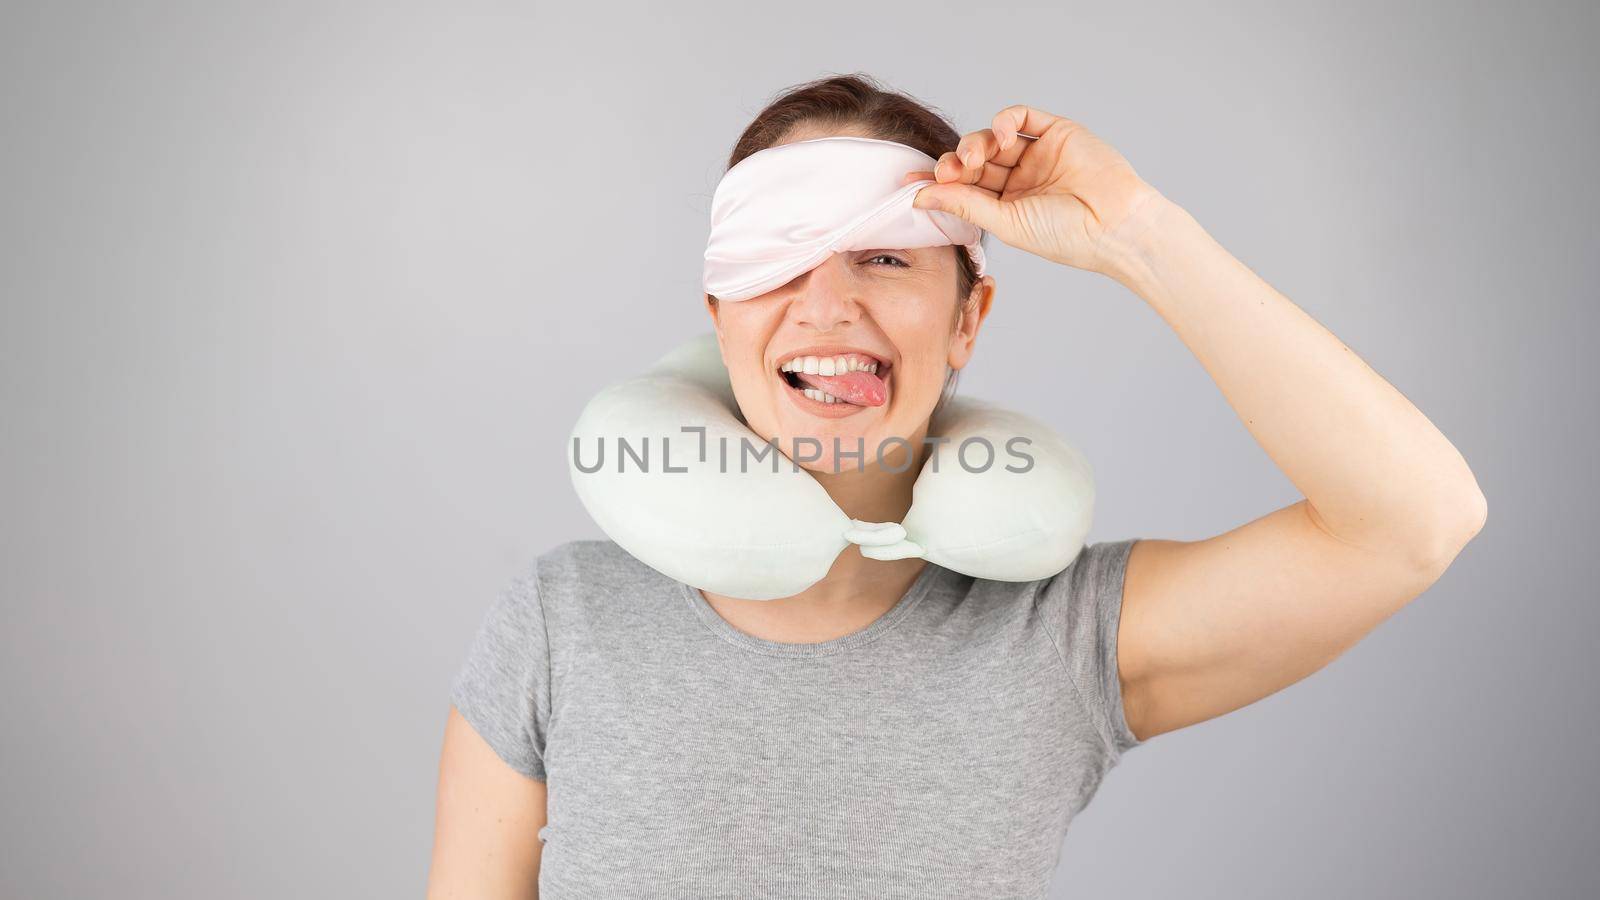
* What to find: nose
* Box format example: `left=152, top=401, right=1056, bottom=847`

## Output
left=785, top=254, right=858, bottom=332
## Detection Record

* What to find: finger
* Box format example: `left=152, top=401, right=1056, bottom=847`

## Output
left=934, top=149, right=992, bottom=188
left=992, top=104, right=1075, bottom=152
left=913, top=181, right=1002, bottom=211
left=972, top=159, right=1010, bottom=194
left=956, top=129, right=1001, bottom=172
left=912, top=181, right=1007, bottom=233
left=958, top=129, right=1017, bottom=193
left=907, top=160, right=1008, bottom=195
left=951, top=131, right=1006, bottom=185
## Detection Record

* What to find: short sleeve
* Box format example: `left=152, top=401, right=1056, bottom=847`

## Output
left=1038, top=538, right=1143, bottom=760
left=450, top=566, right=552, bottom=782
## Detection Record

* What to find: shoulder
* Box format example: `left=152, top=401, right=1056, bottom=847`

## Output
left=521, top=539, right=677, bottom=627
left=1043, top=538, right=1141, bottom=600
left=943, top=539, right=1139, bottom=656
left=1028, top=538, right=1141, bottom=642
left=530, top=539, right=665, bottom=593
left=1032, top=537, right=1144, bottom=756
left=961, top=539, right=1140, bottom=608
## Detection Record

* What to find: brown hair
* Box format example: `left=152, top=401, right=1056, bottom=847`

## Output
left=718, top=73, right=984, bottom=411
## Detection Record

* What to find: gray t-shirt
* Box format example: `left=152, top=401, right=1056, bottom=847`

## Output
left=450, top=537, right=1144, bottom=899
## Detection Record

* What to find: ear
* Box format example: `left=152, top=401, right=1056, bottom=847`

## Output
left=948, top=275, right=995, bottom=371
left=704, top=293, right=724, bottom=346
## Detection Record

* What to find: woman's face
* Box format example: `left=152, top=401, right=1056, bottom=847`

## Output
left=705, top=244, right=993, bottom=474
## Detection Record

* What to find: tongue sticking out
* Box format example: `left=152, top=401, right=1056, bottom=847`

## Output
left=795, top=369, right=888, bottom=407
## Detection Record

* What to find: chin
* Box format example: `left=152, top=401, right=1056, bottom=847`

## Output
left=734, top=374, right=933, bottom=474
left=784, top=416, right=932, bottom=476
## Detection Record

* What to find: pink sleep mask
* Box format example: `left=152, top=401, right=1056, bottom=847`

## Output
left=702, top=136, right=988, bottom=303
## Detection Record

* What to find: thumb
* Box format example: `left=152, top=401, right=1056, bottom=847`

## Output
left=913, top=183, right=1006, bottom=233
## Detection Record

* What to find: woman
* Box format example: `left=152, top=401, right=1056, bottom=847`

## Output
left=428, top=75, right=1486, bottom=898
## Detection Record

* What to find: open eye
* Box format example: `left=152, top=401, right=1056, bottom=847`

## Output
left=865, top=253, right=910, bottom=268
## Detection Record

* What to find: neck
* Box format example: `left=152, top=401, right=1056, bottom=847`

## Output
left=810, top=417, right=933, bottom=526
left=759, top=422, right=936, bottom=605
left=696, top=421, right=936, bottom=642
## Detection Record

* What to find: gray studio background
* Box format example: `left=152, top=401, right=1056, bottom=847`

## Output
left=2, top=2, right=1595, bottom=897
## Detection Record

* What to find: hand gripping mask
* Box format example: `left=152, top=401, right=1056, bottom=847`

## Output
left=566, top=136, right=1095, bottom=601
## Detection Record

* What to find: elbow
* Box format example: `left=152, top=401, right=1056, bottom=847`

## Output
left=1407, top=484, right=1488, bottom=579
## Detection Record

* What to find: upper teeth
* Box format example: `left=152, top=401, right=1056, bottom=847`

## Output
left=779, top=355, right=880, bottom=375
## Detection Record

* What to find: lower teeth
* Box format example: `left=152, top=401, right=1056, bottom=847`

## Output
left=780, top=371, right=847, bottom=405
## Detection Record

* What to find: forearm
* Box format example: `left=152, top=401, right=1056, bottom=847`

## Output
left=1100, top=195, right=1487, bottom=569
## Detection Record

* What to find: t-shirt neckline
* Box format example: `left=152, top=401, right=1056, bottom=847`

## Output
left=679, top=562, right=948, bottom=658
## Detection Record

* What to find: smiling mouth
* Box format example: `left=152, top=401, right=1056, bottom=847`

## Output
left=775, top=352, right=891, bottom=408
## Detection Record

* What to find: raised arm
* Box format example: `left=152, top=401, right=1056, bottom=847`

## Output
left=1100, top=195, right=1486, bottom=740
left=911, top=105, right=1487, bottom=742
